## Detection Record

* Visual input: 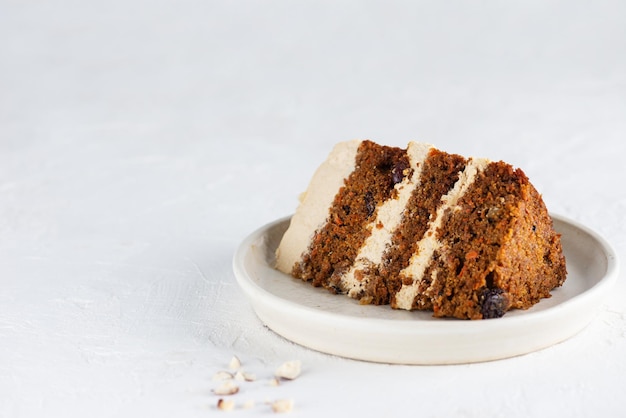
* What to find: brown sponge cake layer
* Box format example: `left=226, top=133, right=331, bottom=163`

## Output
left=338, top=142, right=430, bottom=305
left=391, top=156, right=490, bottom=313
left=423, top=162, right=525, bottom=319
left=293, top=141, right=410, bottom=290
left=384, top=149, right=467, bottom=308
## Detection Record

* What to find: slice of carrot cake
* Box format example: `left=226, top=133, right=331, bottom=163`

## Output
left=275, top=140, right=566, bottom=319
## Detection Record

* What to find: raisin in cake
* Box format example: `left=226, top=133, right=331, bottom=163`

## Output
left=275, top=140, right=566, bottom=319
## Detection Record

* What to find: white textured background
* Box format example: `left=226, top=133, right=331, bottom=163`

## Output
left=1, top=1, right=625, bottom=417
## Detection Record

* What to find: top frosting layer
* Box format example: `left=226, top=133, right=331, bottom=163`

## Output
left=275, top=140, right=361, bottom=274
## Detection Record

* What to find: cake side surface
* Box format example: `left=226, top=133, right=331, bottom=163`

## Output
left=490, top=168, right=567, bottom=310
left=420, top=161, right=567, bottom=319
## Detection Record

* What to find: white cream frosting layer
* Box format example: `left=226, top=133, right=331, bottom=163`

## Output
left=393, top=157, right=490, bottom=310
left=275, top=140, right=361, bottom=274
left=341, top=142, right=433, bottom=297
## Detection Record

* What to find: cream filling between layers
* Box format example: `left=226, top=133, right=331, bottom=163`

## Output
left=341, top=142, right=433, bottom=297
left=393, top=157, right=490, bottom=310
left=275, top=140, right=362, bottom=274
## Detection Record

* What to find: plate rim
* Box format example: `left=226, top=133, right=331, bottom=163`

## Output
left=233, top=213, right=619, bottom=363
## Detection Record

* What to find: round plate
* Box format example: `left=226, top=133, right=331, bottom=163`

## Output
left=233, top=214, right=619, bottom=364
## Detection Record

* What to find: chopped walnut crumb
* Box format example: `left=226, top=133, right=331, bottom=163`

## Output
left=217, top=398, right=235, bottom=411
left=213, top=380, right=239, bottom=396
left=228, top=355, right=241, bottom=370
left=274, top=360, right=301, bottom=380
left=213, top=356, right=300, bottom=412
left=271, top=399, right=294, bottom=413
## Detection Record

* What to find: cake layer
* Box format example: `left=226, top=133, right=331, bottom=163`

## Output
left=339, top=142, right=432, bottom=304
left=383, top=149, right=469, bottom=308
left=391, top=156, right=489, bottom=312
left=289, top=140, right=410, bottom=289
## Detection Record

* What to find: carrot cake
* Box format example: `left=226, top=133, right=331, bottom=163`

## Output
left=275, top=140, right=567, bottom=319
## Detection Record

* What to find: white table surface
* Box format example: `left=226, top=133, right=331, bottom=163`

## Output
left=2, top=1, right=625, bottom=417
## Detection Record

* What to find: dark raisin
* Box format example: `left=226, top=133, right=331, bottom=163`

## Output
left=364, top=192, right=375, bottom=217
left=343, top=205, right=351, bottom=215
left=532, top=224, right=537, bottom=232
left=480, top=288, right=509, bottom=319
left=391, top=160, right=409, bottom=186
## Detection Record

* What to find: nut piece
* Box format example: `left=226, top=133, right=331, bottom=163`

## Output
left=274, top=360, right=301, bottom=380
left=229, top=355, right=241, bottom=370
left=271, top=399, right=294, bottom=413
left=213, top=380, right=239, bottom=396
left=268, top=377, right=280, bottom=387
left=217, top=398, right=235, bottom=411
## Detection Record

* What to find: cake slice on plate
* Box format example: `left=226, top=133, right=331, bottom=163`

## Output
left=276, top=140, right=566, bottom=319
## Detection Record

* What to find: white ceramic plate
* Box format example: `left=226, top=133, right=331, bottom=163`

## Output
left=233, top=214, right=619, bottom=364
